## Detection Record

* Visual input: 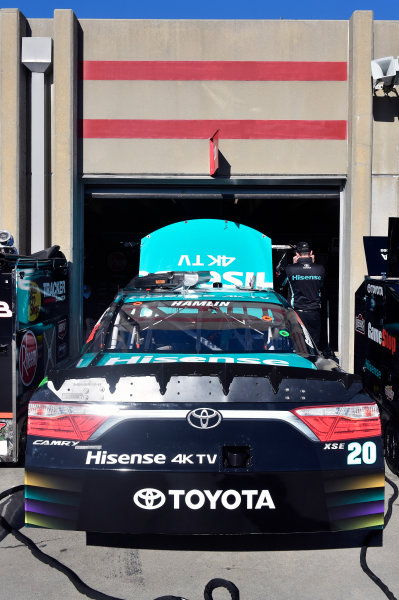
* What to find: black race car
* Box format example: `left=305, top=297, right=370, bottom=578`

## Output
left=25, top=221, right=385, bottom=549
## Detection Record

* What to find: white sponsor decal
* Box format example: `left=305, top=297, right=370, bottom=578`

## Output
left=172, top=256, right=272, bottom=288
left=133, top=488, right=275, bottom=511
left=42, top=280, right=66, bottom=301
left=323, top=443, right=345, bottom=450
left=367, top=284, right=383, bottom=296
left=347, top=441, right=377, bottom=465
left=171, top=300, right=230, bottom=307
left=355, top=314, right=366, bottom=335
left=33, top=440, right=80, bottom=446
left=103, top=355, right=290, bottom=367
left=171, top=453, right=217, bottom=464
left=86, top=451, right=167, bottom=465
left=367, top=323, right=396, bottom=354
left=367, top=323, right=382, bottom=345
left=0, top=301, right=12, bottom=317
left=178, top=254, right=236, bottom=268
left=86, top=451, right=218, bottom=465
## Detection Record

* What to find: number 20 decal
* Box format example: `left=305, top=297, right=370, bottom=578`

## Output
left=0, top=301, right=12, bottom=317
left=347, top=441, right=377, bottom=465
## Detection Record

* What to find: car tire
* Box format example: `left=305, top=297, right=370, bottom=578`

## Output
left=384, top=419, right=399, bottom=476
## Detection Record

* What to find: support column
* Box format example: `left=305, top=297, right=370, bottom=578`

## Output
left=52, top=9, right=82, bottom=354
left=22, top=36, right=52, bottom=253
left=0, top=9, right=27, bottom=252
left=340, top=10, right=373, bottom=371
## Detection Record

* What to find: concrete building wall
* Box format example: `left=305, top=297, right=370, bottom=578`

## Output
left=0, top=9, right=27, bottom=252
left=28, top=18, right=53, bottom=37
left=341, top=11, right=373, bottom=370
left=80, top=19, right=348, bottom=176
left=51, top=9, right=82, bottom=354
left=372, top=21, right=399, bottom=235
left=372, top=177, right=399, bottom=235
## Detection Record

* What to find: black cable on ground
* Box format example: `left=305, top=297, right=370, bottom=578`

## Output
left=2, top=478, right=398, bottom=600
left=204, top=578, right=240, bottom=600
left=360, top=475, right=399, bottom=600
left=0, top=485, right=238, bottom=600
left=154, top=579, right=239, bottom=600
left=383, top=476, right=398, bottom=528
left=0, top=484, right=24, bottom=502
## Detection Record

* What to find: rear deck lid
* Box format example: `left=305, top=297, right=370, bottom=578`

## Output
left=139, top=219, right=273, bottom=289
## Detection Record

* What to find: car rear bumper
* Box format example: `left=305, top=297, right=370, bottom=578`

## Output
left=25, top=467, right=385, bottom=537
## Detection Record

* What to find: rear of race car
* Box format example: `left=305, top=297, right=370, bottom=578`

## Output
left=25, top=361, right=384, bottom=547
left=24, top=264, right=385, bottom=548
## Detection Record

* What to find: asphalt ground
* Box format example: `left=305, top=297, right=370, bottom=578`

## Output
left=1, top=465, right=398, bottom=600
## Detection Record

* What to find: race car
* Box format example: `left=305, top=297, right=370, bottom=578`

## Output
left=24, top=220, right=385, bottom=548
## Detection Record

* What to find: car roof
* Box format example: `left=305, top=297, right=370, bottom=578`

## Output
left=120, top=286, right=285, bottom=306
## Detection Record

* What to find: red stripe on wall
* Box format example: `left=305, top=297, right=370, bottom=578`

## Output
left=82, top=61, right=347, bottom=81
left=82, top=119, right=347, bottom=140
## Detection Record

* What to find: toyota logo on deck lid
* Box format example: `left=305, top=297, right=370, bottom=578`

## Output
left=133, top=488, right=166, bottom=510
left=19, top=330, right=38, bottom=387
left=187, top=408, right=222, bottom=429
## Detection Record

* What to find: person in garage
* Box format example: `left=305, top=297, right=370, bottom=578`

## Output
left=281, top=241, right=325, bottom=347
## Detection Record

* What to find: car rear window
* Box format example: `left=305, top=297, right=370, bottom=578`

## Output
left=88, top=300, right=317, bottom=356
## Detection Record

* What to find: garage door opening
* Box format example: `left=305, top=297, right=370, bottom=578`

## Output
left=83, top=186, right=340, bottom=352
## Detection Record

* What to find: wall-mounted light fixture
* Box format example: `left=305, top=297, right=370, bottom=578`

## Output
left=371, top=56, right=399, bottom=93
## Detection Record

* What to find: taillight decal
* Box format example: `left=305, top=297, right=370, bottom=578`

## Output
left=292, top=403, right=381, bottom=442
left=28, top=403, right=108, bottom=441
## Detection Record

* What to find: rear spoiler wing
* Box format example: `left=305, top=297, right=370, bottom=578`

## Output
left=47, top=362, right=363, bottom=401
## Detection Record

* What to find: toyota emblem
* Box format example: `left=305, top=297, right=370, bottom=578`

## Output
left=133, top=488, right=166, bottom=510
left=187, top=408, right=222, bottom=430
